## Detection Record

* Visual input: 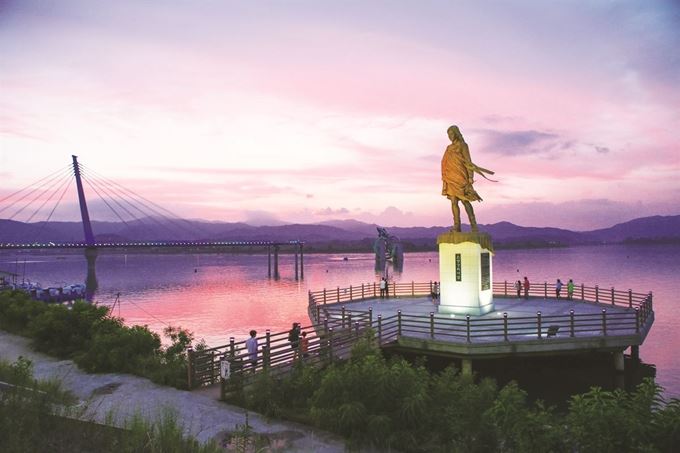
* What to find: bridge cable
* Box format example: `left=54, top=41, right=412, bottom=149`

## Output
left=82, top=178, right=196, bottom=239
left=24, top=171, right=74, bottom=224
left=78, top=166, right=157, bottom=230
left=82, top=177, right=133, bottom=228
left=79, top=163, right=212, bottom=238
left=0, top=165, right=72, bottom=216
left=30, top=178, right=74, bottom=244
left=80, top=169, right=181, bottom=238
left=0, top=164, right=71, bottom=204
left=5, top=169, right=73, bottom=221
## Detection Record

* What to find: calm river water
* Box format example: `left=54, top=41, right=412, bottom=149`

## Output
left=2, top=244, right=679, bottom=399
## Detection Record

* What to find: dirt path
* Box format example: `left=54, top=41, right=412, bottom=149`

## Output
left=0, top=331, right=345, bottom=451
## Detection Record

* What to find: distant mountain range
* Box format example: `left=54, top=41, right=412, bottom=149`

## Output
left=1, top=215, right=679, bottom=251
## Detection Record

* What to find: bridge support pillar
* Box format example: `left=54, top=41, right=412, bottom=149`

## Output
left=462, top=359, right=473, bottom=376
left=84, top=247, right=98, bottom=302
left=300, top=243, right=304, bottom=279
left=267, top=246, right=272, bottom=278
left=273, top=245, right=280, bottom=280
left=614, top=351, right=625, bottom=372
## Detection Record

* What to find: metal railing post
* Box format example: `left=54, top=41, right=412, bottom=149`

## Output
left=611, top=287, right=615, bottom=305
left=595, top=285, right=599, bottom=303
left=570, top=310, right=575, bottom=337
left=362, top=283, right=365, bottom=299
left=397, top=310, right=402, bottom=337
left=263, top=345, right=270, bottom=369
left=537, top=311, right=542, bottom=339
left=628, top=289, right=633, bottom=308
left=350, top=285, right=353, bottom=301
left=430, top=312, right=435, bottom=339
left=601, top=309, right=607, bottom=335
left=466, top=315, right=471, bottom=343
left=373, top=282, right=376, bottom=297
left=377, top=315, right=382, bottom=343
left=635, top=307, right=640, bottom=333
left=503, top=312, right=508, bottom=341
left=337, top=286, right=340, bottom=302
left=229, top=337, right=235, bottom=358
left=316, top=305, right=321, bottom=323
left=323, top=288, right=326, bottom=304
left=347, top=312, right=352, bottom=330
left=265, top=329, right=271, bottom=360
left=504, top=280, right=508, bottom=296
left=544, top=282, right=547, bottom=298
left=412, top=281, right=415, bottom=296
left=368, top=307, right=373, bottom=326
left=341, top=306, right=346, bottom=328
left=354, top=321, right=359, bottom=337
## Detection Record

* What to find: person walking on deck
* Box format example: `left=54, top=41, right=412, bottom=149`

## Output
left=567, top=279, right=575, bottom=300
left=523, top=277, right=530, bottom=299
left=246, top=330, right=258, bottom=371
left=515, top=280, right=522, bottom=298
left=556, top=279, right=563, bottom=299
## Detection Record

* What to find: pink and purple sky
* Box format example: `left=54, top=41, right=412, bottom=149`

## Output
left=1, top=0, right=678, bottom=231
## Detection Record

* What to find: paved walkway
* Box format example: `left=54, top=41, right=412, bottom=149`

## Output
left=0, top=331, right=345, bottom=451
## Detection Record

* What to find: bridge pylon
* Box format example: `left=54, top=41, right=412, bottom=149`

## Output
left=71, top=155, right=95, bottom=246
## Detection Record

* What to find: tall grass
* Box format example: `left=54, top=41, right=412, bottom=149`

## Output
left=0, top=357, right=220, bottom=452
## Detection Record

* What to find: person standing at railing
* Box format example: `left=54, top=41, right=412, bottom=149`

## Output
left=288, top=322, right=301, bottom=360
left=380, top=277, right=387, bottom=298
left=567, top=279, right=575, bottom=300
left=555, top=279, right=563, bottom=299
left=523, top=276, right=530, bottom=299
left=246, top=330, right=258, bottom=372
left=515, top=280, right=522, bottom=298
left=300, top=331, right=309, bottom=359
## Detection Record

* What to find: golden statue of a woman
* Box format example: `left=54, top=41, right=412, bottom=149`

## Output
left=441, top=125, right=495, bottom=232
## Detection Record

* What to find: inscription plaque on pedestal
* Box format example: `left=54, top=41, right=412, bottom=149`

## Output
left=455, top=253, right=462, bottom=281
left=481, top=252, right=490, bottom=291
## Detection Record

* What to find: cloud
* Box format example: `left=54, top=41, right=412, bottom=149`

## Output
left=351, top=206, right=417, bottom=227
left=477, top=129, right=561, bottom=156
left=594, top=146, right=610, bottom=154
left=315, top=207, right=349, bottom=216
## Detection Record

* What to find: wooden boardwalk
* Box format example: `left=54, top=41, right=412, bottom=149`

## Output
left=188, top=281, right=654, bottom=397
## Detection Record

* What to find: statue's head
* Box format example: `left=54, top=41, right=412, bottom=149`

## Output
left=447, top=125, right=462, bottom=142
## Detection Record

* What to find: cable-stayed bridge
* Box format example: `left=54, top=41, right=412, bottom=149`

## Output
left=0, top=156, right=304, bottom=279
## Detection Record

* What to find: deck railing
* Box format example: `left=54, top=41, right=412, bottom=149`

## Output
left=188, top=281, right=653, bottom=390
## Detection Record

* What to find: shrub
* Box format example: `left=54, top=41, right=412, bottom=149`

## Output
left=28, top=301, right=109, bottom=357
left=0, top=291, right=198, bottom=390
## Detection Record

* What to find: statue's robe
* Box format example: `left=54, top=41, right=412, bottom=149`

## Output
left=441, top=140, right=482, bottom=202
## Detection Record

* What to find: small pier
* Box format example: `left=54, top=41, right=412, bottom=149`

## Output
left=308, top=281, right=654, bottom=374
left=186, top=281, right=654, bottom=397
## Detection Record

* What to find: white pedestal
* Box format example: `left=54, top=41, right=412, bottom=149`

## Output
left=438, top=232, right=494, bottom=316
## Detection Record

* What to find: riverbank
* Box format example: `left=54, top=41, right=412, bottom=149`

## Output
left=0, top=330, right=345, bottom=451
